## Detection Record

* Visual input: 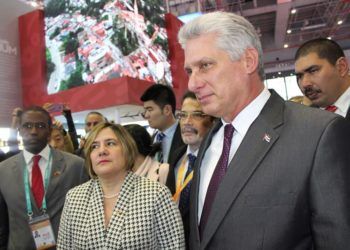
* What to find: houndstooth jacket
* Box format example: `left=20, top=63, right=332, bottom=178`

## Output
left=57, top=172, right=185, bottom=249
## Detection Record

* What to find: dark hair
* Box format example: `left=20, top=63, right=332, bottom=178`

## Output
left=182, top=91, right=197, bottom=103
left=140, top=84, right=176, bottom=114
left=20, top=106, right=52, bottom=127
left=295, top=38, right=345, bottom=66
left=124, top=124, right=161, bottom=157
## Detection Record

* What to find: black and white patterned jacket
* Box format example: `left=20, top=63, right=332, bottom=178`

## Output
left=57, top=172, right=185, bottom=249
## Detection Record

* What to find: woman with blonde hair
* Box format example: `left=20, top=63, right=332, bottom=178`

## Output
left=57, top=123, right=184, bottom=249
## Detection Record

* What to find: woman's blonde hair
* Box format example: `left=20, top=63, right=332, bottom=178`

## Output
left=84, top=122, right=137, bottom=179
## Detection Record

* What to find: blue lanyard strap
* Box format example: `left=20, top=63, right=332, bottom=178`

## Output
left=23, top=150, right=53, bottom=219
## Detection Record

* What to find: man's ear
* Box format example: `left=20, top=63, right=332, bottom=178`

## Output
left=336, top=57, right=349, bottom=77
left=163, top=104, right=173, bottom=116
left=243, top=48, right=259, bottom=75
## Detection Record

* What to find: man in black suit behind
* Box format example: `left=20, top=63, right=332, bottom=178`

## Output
left=140, top=84, right=185, bottom=164
left=295, top=38, right=350, bottom=119
left=178, top=12, right=350, bottom=249
left=168, top=91, right=215, bottom=248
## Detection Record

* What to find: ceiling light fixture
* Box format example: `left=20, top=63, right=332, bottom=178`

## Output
left=291, top=9, right=297, bottom=14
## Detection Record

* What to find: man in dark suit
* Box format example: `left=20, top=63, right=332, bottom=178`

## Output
left=140, top=84, right=185, bottom=164
left=168, top=91, right=215, bottom=248
left=295, top=38, right=350, bottom=119
left=0, top=106, right=88, bottom=249
left=178, top=12, right=350, bottom=249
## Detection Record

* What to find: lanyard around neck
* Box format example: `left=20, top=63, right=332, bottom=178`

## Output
left=23, top=150, right=53, bottom=219
left=173, top=155, right=193, bottom=202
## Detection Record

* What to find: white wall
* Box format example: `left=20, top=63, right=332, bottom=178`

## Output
left=0, top=1, right=35, bottom=127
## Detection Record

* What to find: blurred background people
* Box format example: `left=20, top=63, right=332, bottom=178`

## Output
left=75, top=111, right=106, bottom=158
left=124, top=124, right=169, bottom=185
left=168, top=91, right=216, bottom=248
left=140, top=84, right=185, bottom=163
left=49, top=121, right=75, bottom=154
left=295, top=38, right=350, bottom=119
left=57, top=123, right=184, bottom=249
left=0, top=106, right=88, bottom=249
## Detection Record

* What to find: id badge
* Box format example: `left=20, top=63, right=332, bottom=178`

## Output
left=29, top=214, right=56, bottom=250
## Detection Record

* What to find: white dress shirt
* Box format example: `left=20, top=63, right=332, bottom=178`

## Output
left=198, top=87, right=271, bottom=222
left=23, top=145, right=51, bottom=186
left=333, top=86, right=350, bottom=118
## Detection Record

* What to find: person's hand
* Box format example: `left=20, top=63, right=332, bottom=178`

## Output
left=53, top=120, right=63, bottom=130
left=79, top=137, right=86, bottom=149
left=42, top=103, right=53, bottom=112
left=11, top=107, right=22, bottom=129
left=62, top=103, right=71, bottom=116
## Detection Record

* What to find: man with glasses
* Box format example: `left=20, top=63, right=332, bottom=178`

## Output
left=295, top=38, right=350, bottom=119
left=0, top=106, right=88, bottom=249
left=167, top=91, right=215, bottom=248
left=179, top=12, right=350, bottom=249
left=140, top=84, right=185, bottom=164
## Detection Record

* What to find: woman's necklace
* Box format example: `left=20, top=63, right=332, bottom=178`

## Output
left=103, top=192, right=119, bottom=199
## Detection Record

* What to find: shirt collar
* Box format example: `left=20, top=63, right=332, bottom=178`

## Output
left=23, top=144, right=51, bottom=165
left=161, top=121, right=178, bottom=138
left=221, top=87, right=271, bottom=137
left=334, top=86, right=350, bottom=115
left=186, top=146, right=199, bottom=157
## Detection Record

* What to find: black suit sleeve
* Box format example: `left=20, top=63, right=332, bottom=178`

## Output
left=0, top=190, right=8, bottom=249
left=310, top=117, right=350, bottom=248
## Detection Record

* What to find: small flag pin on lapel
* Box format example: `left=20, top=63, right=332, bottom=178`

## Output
left=263, top=133, right=271, bottom=143
left=53, top=171, right=61, bottom=176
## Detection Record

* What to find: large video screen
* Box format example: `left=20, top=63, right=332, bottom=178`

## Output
left=44, top=0, right=172, bottom=94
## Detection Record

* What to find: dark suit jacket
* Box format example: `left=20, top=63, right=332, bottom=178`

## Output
left=0, top=148, right=89, bottom=250
left=167, top=145, right=190, bottom=248
left=190, top=91, right=350, bottom=249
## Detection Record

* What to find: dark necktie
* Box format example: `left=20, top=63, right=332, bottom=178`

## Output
left=32, top=155, right=44, bottom=208
left=156, top=132, right=165, bottom=163
left=179, top=153, right=196, bottom=215
left=199, top=124, right=234, bottom=237
left=325, top=105, right=337, bottom=113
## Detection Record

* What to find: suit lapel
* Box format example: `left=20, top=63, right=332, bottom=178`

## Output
left=86, top=180, right=106, bottom=248
left=168, top=124, right=185, bottom=163
left=13, top=153, right=43, bottom=214
left=45, top=149, right=66, bottom=200
left=105, top=172, right=134, bottom=247
left=201, top=92, right=285, bottom=248
left=167, top=145, right=187, bottom=194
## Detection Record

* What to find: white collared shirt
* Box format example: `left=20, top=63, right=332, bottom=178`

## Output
left=23, top=145, right=51, bottom=186
left=154, top=121, right=179, bottom=163
left=198, top=87, right=271, bottom=222
left=333, top=86, right=350, bottom=118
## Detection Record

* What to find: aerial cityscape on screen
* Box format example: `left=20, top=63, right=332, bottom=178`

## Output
left=44, top=0, right=172, bottom=94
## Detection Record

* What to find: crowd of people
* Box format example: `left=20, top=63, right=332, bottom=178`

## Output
left=1, top=10, right=350, bottom=250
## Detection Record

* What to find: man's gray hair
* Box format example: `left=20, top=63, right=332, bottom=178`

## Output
left=178, top=11, right=265, bottom=80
